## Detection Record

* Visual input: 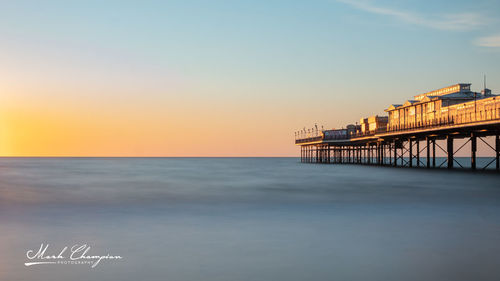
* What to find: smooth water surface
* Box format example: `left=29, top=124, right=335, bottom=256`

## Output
left=0, top=158, right=499, bottom=281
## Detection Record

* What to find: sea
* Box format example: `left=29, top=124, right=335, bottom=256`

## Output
left=0, top=157, right=499, bottom=281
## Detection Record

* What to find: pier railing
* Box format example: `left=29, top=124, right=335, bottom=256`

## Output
left=295, top=108, right=500, bottom=144
left=387, top=111, right=500, bottom=133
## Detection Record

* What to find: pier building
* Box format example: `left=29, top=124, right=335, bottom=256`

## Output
left=295, top=83, right=500, bottom=171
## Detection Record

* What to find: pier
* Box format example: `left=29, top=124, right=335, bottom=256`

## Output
left=295, top=83, right=500, bottom=171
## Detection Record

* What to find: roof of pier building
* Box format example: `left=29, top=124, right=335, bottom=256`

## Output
left=384, top=83, right=490, bottom=112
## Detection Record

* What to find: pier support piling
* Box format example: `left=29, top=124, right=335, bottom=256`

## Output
left=471, top=133, right=477, bottom=170
left=432, top=139, right=436, bottom=168
left=426, top=137, right=430, bottom=168
left=393, top=140, right=397, bottom=167
left=409, top=139, right=413, bottom=168
left=496, top=134, right=500, bottom=171
left=416, top=140, right=420, bottom=167
left=447, top=135, right=454, bottom=169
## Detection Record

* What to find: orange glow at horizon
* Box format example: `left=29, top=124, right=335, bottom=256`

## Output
left=0, top=86, right=309, bottom=157
left=0, top=52, right=383, bottom=157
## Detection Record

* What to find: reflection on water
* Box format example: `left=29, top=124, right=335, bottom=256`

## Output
left=0, top=158, right=499, bottom=281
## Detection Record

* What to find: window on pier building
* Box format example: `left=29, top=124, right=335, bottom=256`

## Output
left=427, top=102, right=434, bottom=113
left=390, top=111, right=399, bottom=129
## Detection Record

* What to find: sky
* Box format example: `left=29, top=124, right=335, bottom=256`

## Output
left=0, top=0, right=499, bottom=156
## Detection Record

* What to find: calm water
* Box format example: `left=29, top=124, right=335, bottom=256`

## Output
left=1, top=157, right=499, bottom=281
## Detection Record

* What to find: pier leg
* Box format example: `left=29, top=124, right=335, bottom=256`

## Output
left=401, top=141, right=405, bottom=167
left=352, top=146, right=355, bottom=164
left=471, top=133, right=477, bottom=170
left=447, top=135, right=454, bottom=169
left=360, top=146, right=362, bottom=164
left=343, top=146, right=346, bottom=164
left=355, top=146, right=358, bottom=164
left=372, top=144, right=374, bottom=164
left=348, top=147, right=351, bottom=163
left=316, top=146, right=318, bottom=163
left=352, top=147, right=354, bottom=164
left=354, top=146, right=356, bottom=163
left=307, top=146, right=312, bottom=163
left=328, top=145, right=331, bottom=163
left=344, top=147, right=347, bottom=163
left=362, top=146, right=365, bottom=164
left=323, top=145, right=330, bottom=163
left=316, top=146, right=319, bottom=163
left=378, top=144, right=380, bottom=165
left=379, top=143, right=383, bottom=165
left=416, top=140, right=420, bottom=167
left=307, top=146, right=310, bottom=163
left=426, top=138, right=430, bottom=168
left=349, top=146, right=351, bottom=164
left=347, top=146, right=349, bottom=163
left=377, top=144, right=380, bottom=165
left=341, top=146, right=344, bottom=164
left=344, top=146, right=347, bottom=164
left=496, top=134, right=499, bottom=171
left=376, top=143, right=379, bottom=165
left=320, top=146, right=323, bottom=163
left=325, top=146, right=328, bottom=163
left=359, top=146, right=362, bottom=163
left=409, top=139, right=413, bottom=167
left=304, top=146, right=306, bottom=163
left=432, top=139, right=436, bottom=168
left=344, top=146, right=346, bottom=164
left=393, top=140, right=397, bottom=167
left=303, top=146, right=306, bottom=163
left=382, top=144, right=384, bottom=164
left=301, top=146, right=303, bottom=162
left=367, top=145, right=370, bottom=164
left=379, top=144, right=382, bottom=165
left=357, top=146, right=360, bottom=164
left=318, top=146, right=321, bottom=163
left=355, top=146, right=358, bottom=163
left=308, top=146, right=311, bottom=163
left=341, top=147, right=343, bottom=164
left=383, top=143, right=386, bottom=165
left=389, top=143, right=392, bottom=165
left=324, top=146, right=326, bottom=163
left=354, top=146, right=357, bottom=164
left=367, top=144, right=371, bottom=164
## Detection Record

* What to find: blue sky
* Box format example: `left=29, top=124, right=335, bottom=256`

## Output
left=0, top=0, right=499, bottom=155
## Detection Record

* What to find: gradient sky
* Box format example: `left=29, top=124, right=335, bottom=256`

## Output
left=1, top=0, right=499, bottom=156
